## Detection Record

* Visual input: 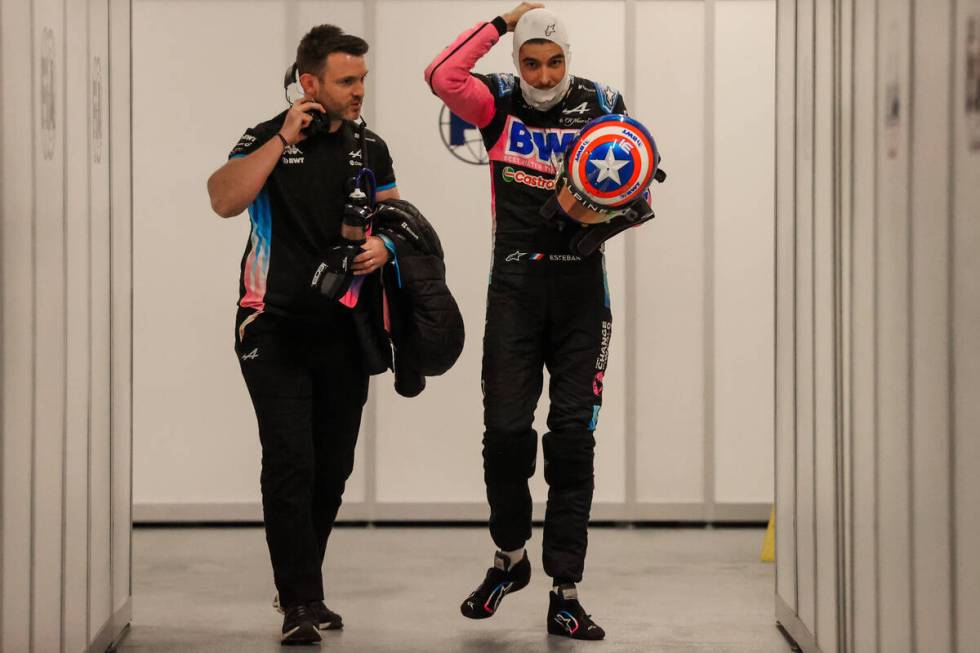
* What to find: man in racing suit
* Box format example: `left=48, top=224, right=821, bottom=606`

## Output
left=425, top=3, right=627, bottom=640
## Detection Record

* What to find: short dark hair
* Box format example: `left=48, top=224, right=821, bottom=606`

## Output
left=296, top=24, right=368, bottom=78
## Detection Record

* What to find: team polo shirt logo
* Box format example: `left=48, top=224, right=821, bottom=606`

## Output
left=489, top=116, right=578, bottom=174
left=281, top=143, right=304, bottom=165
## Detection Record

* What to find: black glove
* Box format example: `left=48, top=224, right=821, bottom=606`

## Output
left=311, top=241, right=363, bottom=299
left=567, top=196, right=656, bottom=257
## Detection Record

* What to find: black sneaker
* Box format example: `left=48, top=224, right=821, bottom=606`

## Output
left=547, top=584, right=605, bottom=640
left=460, top=551, right=532, bottom=619
left=312, top=601, right=343, bottom=630
left=280, top=603, right=321, bottom=645
left=274, top=593, right=343, bottom=631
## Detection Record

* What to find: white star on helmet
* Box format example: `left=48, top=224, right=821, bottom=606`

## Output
left=589, top=146, right=629, bottom=185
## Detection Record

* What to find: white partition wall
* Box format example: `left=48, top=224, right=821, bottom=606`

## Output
left=0, top=1, right=134, bottom=653
left=132, top=0, right=776, bottom=523
left=774, top=0, right=979, bottom=651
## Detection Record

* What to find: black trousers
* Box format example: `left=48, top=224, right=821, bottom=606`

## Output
left=481, top=255, right=612, bottom=583
left=235, top=309, right=368, bottom=608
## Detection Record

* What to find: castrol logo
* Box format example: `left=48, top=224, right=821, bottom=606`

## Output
left=501, top=166, right=556, bottom=191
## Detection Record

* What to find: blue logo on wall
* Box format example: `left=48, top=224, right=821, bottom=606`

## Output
left=439, top=105, right=488, bottom=165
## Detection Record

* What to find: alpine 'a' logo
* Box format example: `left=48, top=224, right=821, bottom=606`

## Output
left=562, top=102, right=589, bottom=115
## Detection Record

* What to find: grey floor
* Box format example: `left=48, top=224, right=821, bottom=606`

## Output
left=119, top=526, right=792, bottom=653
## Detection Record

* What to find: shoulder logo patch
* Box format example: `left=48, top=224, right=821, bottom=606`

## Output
left=593, top=82, right=620, bottom=114
left=492, top=73, right=517, bottom=97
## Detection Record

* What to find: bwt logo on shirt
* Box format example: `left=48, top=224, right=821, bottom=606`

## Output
left=504, top=120, right=577, bottom=168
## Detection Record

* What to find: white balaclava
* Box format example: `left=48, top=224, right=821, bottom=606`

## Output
left=512, top=8, right=572, bottom=111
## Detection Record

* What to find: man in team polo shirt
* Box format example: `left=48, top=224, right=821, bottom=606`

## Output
left=207, top=23, right=398, bottom=645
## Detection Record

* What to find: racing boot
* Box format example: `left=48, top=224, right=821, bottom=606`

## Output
left=460, top=550, right=531, bottom=619
left=547, top=584, right=605, bottom=640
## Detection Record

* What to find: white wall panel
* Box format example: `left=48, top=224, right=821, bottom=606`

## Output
left=909, top=1, right=954, bottom=650
left=89, top=0, right=115, bottom=638
left=713, top=0, right=775, bottom=504
left=811, top=0, right=837, bottom=648
left=794, top=0, right=817, bottom=631
left=1, top=0, right=132, bottom=649
left=1, top=1, right=37, bottom=649
left=64, top=0, right=93, bottom=648
left=634, top=0, right=706, bottom=505
left=32, top=1, right=68, bottom=650
left=774, top=0, right=798, bottom=610
left=848, top=0, right=879, bottom=650
left=875, top=2, right=912, bottom=651
left=373, top=0, right=503, bottom=505
left=110, top=0, right=134, bottom=615
left=953, top=3, right=980, bottom=651
left=132, top=0, right=290, bottom=511
left=776, top=2, right=976, bottom=653
left=837, top=0, right=854, bottom=647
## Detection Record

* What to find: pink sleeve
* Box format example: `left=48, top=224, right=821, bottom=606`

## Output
left=424, top=21, right=502, bottom=129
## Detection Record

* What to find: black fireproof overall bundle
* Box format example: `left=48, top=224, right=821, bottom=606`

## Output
left=353, top=198, right=465, bottom=397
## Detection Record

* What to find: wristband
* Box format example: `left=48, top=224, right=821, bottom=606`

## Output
left=276, top=132, right=288, bottom=150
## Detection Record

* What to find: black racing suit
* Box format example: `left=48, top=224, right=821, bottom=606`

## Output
left=426, top=16, right=626, bottom=583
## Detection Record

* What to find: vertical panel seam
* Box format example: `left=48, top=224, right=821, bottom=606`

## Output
left=29, top=1, right=39, bottom=650
left=784, top=0, right=800, bottom=614
left=107, top=0, right=115, bottom=622
left=623, top=0, right=637, bottom=519
left=946, top=2, right=959, bottom=650
left=810, top=0, right=818, bottom=640
left=703, top=0, right=716, bottom=524
left=623, top=0, right=636, bottom=518
left=773, top=0, right=782, bottom=601
left=848, top=0, right=858, bottom=649
left=127, top=0, right=134, bottom=603
left=364, top=0, right=378, bottom=518
left=872, top=0, right=882, bottom=649
left=60, top=1, right=69, bottom=650
left=793, top=0, right=800, bottom=612
left=85, top=0, right=94, bottom=642
left=906, top=1, right=917, bottom=650
left=0, top=0, right=6, bottom=645
left=832, top=0, right=847, bottom=649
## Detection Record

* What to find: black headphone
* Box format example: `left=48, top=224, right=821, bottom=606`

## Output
left=283, top=62, right=332, bottom=137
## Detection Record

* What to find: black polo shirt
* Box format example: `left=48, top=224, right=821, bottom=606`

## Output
left=229, top=112, right=396, bottom=321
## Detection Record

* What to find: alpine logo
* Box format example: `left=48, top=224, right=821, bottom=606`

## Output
left=562, top=102, right=589, bottom=115
left=240, top=348, right=259, bottom=361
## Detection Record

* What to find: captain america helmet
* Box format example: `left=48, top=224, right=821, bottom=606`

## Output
left=561, top=114, right=660, bottom=210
